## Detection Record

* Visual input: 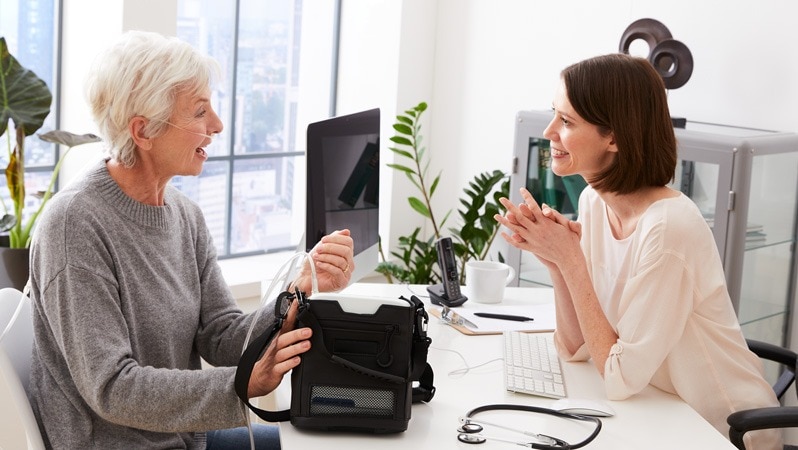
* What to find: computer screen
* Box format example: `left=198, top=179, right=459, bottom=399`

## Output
left=305, top=108, right=380, bottom=283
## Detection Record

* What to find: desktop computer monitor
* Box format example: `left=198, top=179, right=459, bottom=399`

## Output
left=305, top=108, right=380, bottom=284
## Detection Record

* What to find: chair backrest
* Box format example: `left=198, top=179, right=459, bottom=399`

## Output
left=0, top=287, right=34, bottom=391
left=0, top=287, right=45, bottom=449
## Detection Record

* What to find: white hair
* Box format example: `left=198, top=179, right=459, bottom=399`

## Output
left=85, top=30, right=219, bottom=167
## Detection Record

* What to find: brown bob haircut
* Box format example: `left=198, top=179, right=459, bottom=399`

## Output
left=562, top=53, right=677, bottom=194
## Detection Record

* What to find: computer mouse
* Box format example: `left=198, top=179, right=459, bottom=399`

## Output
left=552, top=398, right=615, bottom=417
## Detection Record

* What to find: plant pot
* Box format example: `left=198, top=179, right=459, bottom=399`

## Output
left=0, top=235, right=30, bottom=290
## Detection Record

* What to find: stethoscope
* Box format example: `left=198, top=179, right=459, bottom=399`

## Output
left=457, top=404, right=602, bottom=449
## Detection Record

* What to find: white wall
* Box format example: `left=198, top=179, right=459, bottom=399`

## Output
left=333, top=0, right=798, bottom=261
left=58, top=0, right=798, bottom=270
left=336, top=0, right=439, bottom=253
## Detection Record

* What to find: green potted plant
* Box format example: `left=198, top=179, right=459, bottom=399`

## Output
left=1, top=37, right=100, bottom=288
left=376, top=102, right=509, bottom=285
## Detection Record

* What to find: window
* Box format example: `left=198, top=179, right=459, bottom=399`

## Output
left=174, top=0, right=338, bottom=258
left=0, top=0, right=61, bottom=228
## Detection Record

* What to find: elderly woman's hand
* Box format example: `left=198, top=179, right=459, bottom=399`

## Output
left=294, top=229, right=354, bottom=293
left=247, top=300, right=312, bottom=398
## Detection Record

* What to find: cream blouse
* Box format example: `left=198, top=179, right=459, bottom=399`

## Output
left=554, top=186, right=781, bottom=448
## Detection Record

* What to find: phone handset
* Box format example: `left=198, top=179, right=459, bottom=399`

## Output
left=427, top=237, right=468, bottom=307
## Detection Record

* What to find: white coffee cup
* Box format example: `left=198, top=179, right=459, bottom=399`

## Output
left=465, top=261, right=516, bottom=304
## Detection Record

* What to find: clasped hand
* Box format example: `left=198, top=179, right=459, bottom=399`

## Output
left=495, top=188, right=581, bottom=268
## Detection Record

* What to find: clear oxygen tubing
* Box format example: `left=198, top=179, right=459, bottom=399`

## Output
left=240, top=252, right=318, bottom=450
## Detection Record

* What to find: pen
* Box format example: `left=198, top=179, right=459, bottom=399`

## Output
left=474, top=312, right=534, bottom=322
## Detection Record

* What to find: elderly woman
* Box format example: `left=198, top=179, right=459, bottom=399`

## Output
left=28, top=31, right=353, bottom=449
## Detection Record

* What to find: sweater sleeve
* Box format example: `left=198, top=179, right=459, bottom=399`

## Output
left=40, top=265, right=250, bottom=433
left=191, top=227, right=274, bottom=368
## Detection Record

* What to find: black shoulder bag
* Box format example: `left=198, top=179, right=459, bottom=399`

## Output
left=235, top=291, right=435, bottom=433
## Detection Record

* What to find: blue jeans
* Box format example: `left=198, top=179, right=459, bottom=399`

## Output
left=205, top=424, right=280, bottom=450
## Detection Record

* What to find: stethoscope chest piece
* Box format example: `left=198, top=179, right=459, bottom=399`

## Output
left=457, top=433, right=487, bottom=444
left=458, top=423, right=483, bottom=434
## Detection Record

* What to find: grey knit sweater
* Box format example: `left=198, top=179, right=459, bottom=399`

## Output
left=28, top=160, right=273, bottom=449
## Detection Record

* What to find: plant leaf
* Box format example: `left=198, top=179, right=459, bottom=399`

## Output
left=38, top=130, right=101, bottom=147
left=408, top=197, right=430, bottom=218
left=0, top=214, right=16, bottom=232
left=387, top=148, right=413, bottom=160
left=429, top=174, right=440, bottom=197
left=6, top=128, right=25, bottom=210
left=440, top=210, right=451, bottom=227
left=389, top=136, right=412, bottom=146
left=0, top=37, right=53, bottom=137
left=386, top=163, right=415, bottom=175
left=392, top=123, right=412, bottom=135
left=404, top=171, right=422, bottom=191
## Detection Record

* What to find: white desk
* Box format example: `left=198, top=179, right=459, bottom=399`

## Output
left=271, top=283, right=736, bottom=449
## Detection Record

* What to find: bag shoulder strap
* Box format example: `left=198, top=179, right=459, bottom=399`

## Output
left=234, top=304, right=291, bottom=423
left=405, top=295, right=435, bottom=403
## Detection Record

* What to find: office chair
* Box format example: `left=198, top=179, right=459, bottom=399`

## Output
left=0, top=287, right=46, bottom=450
left=727, top=339, right=798, bottom=450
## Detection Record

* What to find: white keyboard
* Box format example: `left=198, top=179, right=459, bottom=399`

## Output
left=503, top=331, right=566, bottom=398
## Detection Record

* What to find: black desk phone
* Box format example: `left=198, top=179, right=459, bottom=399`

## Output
left=427, top=237, right=468, bottom=307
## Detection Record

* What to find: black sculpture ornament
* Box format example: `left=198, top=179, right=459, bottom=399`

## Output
left=619, top=18, right=693, bottom=90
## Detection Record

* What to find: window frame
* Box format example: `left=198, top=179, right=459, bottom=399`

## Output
left=174, top=0, right=341, bottom=259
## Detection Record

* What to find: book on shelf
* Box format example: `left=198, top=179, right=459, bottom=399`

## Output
left=702, top=214, right=766, bottom=243
left=746, top=222, right=764, bottom=234
left=746, top=230, right=767, bottom=244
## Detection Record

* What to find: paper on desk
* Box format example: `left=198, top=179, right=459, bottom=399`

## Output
left=431, top=303, right=556, bottom=335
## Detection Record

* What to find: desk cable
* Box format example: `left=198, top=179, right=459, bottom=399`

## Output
left=402, top=283, right=428, bottom=299
left=430, top=346, right=503, bottom=377
left=406, top=284, right=505, bottom=377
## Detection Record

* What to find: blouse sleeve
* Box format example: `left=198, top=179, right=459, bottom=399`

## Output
left=602, top=248, right=695, bottom=400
